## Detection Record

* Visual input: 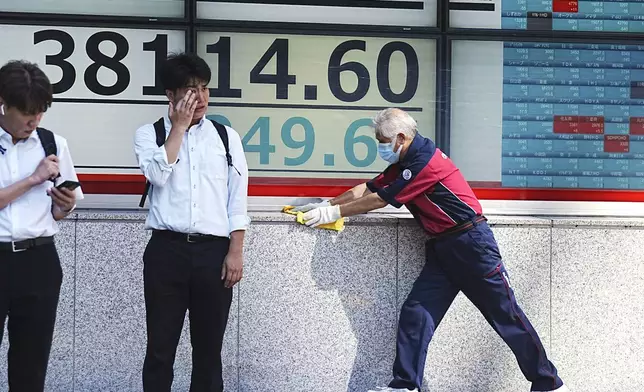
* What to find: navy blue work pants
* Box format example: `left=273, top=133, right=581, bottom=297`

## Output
left=389, top=220, right=563, bottom=391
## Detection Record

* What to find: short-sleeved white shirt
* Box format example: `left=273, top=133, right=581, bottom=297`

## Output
left=0, top=126, right=84, bottom=242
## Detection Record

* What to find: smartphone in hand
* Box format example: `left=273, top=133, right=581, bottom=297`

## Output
left=56, top=180, right=81, bottom=191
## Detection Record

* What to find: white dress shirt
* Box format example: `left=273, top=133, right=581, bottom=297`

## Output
left=0, top=127, right=84, bottom=242
left=134, top=115, right=250, bottom=237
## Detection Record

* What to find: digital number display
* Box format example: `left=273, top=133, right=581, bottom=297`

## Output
left=0, top=24, right=186, bottom=173
left=450, top=40, right=644, bottom=191
left=450, top=0, right=644, bottom=31
left=503, top=0, right=644, bottom=31
left=197, top=0, right=437, bottom=27
left=503, top=42, right=644, bottom=189
left=0, top=0, right=184, bottom=17
left=197, top=31, right=435, bottom=181
left=0, top=25, right=434, bottom=184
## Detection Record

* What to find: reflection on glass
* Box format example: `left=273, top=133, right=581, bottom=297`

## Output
left=1, top=0, right=184, bottom=18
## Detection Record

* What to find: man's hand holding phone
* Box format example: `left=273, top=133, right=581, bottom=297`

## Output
left=47, top=180, right=78, bottom=213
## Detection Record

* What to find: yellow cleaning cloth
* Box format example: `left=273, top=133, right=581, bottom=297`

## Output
left=282, top=206, right=345, bottom=232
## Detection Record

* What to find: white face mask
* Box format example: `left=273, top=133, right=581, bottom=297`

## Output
left=378, top=138, right=402, bottom=164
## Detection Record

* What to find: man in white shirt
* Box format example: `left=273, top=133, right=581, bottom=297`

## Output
left=134, top=53, right=250, bottom=392
left=0, top=60, right=83, bottom=391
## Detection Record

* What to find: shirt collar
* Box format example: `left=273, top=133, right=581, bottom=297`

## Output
left=400, top=133, right=434, bottom=167
left=28, top=128, right=40, bottom=142
left=0, top=126, right=9, bottom=142
left=0, top=125, right=39, bottom=145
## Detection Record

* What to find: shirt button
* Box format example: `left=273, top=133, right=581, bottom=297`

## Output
left=192, top=166, right=196, bottom=170
left=193, top=185, right=196, bottom=189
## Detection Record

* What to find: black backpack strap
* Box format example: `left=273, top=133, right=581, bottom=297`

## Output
left=36, top=127, right=57, bottom=157
left=209, top=119, right=233, bottom=168
left=139, top=118, right=167, bottom=208
left=153, top=117, right=167, bottom=147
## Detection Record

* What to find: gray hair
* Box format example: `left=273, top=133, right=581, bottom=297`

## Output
left=372, top=108, right=417, bottom=140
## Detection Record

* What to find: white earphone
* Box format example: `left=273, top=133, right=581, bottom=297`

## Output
left=0, top=104, right=4, bottom=115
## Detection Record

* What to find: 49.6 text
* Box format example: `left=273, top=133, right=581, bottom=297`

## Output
left=208, top=115, right=378, bottom=168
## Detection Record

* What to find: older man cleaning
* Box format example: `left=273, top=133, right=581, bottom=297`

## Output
left=294, top=108, right=569, bottom=392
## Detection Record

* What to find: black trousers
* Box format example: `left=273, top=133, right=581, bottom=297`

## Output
left=142, top=231, right=233, bottom=392
left=0, top=243, right=62, bottom=392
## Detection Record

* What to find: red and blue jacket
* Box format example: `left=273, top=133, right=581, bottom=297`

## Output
left=366, top=133, right=482, bottom=236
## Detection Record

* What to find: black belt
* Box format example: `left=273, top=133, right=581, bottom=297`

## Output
left=152, top=230, right=226, bottom=243
left=0, top=236, right=54, bottom=252
left=430, top=215, right=487, bottom=241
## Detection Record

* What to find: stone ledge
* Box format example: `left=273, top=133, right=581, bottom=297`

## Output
left=63, top=209, right=644, bottom=229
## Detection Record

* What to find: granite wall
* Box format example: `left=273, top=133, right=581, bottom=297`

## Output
left=0, top=211, right=643, bottom=392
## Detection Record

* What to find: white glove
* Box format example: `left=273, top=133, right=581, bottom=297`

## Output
left=291, top=199, right=330, bottom=213
left=303, top=205, right=342, bottom=227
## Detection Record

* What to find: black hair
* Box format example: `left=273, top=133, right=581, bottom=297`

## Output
left=160, top=52, right=211, bottom=91
left=0, top=60, right=53, bottom=115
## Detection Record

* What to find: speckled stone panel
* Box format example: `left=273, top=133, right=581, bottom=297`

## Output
left=73, top=221, right=238, bottom=392
left=0, top=220, right=75, bottom=392
left=552, top=227, right=644, bottom=392
left=74, top=221, right=152, bottom=391
left=238, top=222, right=398, bottom=392
left=397, top=222, right=553, bottom=392
left=15, top=210, right=644, bottom=392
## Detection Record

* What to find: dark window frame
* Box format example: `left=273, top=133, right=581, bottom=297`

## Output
left=3, top=0, right=641, bottom=161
